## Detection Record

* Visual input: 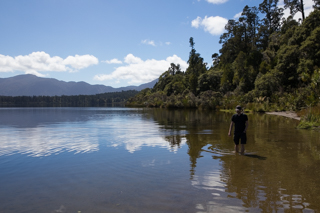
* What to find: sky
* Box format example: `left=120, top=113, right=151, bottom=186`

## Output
left=0, top=0, right=315, bottom=88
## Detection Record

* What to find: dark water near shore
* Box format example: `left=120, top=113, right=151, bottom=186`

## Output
left=0, top=108, right=319, bottom=212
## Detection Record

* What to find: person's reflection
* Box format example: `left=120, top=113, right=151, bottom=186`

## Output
left=226, top=156, right=256, bottom=203
left=220, top=155, right=277, bottom=211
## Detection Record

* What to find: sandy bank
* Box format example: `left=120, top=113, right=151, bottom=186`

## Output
left=266, top=111, right=300, bottom=120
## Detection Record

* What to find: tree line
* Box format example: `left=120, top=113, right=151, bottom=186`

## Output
left=127, top=0, right=320, bottom=112
left=0, top=90, right=139, bottom=107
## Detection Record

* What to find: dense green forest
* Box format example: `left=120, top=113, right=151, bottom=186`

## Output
left=0, top=90, right=139, bottom=107
left=126, top=0, right=320, bottom=128
left=126, top=0, right=320, bottom=123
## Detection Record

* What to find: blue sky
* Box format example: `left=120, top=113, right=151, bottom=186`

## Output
left=0, top=0, right=314, bottom=87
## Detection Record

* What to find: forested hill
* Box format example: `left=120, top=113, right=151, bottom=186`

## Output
left=0, top=74, right=158, bottom=96
left=127, top=2, right=320, bottom=112
left=0, top=90, right=139, bottom=107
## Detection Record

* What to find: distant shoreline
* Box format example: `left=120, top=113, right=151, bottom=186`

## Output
left=266, top=111, right=300, bottom=121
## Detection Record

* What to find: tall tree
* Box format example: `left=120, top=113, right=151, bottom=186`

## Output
left=186, top=37, right=207, bottom=94
left=168, top=63, right=181, bottom=76
left=258, top=0, right=284, bottom=49
left=284, top=0, right=305, bottom=21
left=219, top=19, right=246, bottom=64
left=211, top=53, right=219, bottom=67
left=259, top=0, right=283, bottom=32
left=239, top=6, right=260, bottom=51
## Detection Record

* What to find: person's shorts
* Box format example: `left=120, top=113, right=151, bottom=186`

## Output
left=233, top=132, right=247, bottom=145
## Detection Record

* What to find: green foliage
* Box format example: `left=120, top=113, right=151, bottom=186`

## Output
left=259, top=61, right=271, bottom=74
left=299, top=26, right=320, bottom=71
left=275, top=44, right=300, bottom=87
left=186, top=37, right=207, bottom=94
left=254, top=72, right=279, bottom=97
left=198, top=69, right=221, bottom=92
left=153, top=64, right=187, bottom=96
left=220, top=64, right=235, bottom=93
left=197, top=90, right=222, bottom=109
left=232, top=51, right=257, bottom=93
left=259, top=0, right=284, bottom=36
left=127, top=9, right=320, bottom=112
left=311, top=69, right=320, bottom=91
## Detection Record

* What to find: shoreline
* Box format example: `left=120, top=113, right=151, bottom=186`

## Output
left=266, top=111, right=300, bottom=121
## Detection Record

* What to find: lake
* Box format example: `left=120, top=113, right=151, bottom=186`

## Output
left=0, top=107, right=319, bottom=212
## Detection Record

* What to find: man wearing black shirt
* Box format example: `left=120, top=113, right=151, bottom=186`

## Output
left=228, top=105, right=248, bottom=154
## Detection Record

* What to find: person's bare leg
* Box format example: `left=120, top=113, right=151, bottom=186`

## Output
left=240, top=144, right=245, bottom=154
left=235, top=144, right=239, bottom=153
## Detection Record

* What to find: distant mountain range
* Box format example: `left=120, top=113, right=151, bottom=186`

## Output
left=0, top=74, right=158, bottom=96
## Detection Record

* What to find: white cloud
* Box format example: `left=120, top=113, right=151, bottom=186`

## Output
left=124, top=53, right=144, bottom=64
left=191, top=16, right=228, bottom=36
left=304, top=0, right=315, bottom=16
left=25, top=70, right=47, bottom=77
left=0, top=51, right=98, bottom=74
left=94, top=54, right=188, bottom=85
left=141, top=39, right=171, bottom=47
left=64, top=54, right=98, bottom=70
left=102, top=58, right=123, bottom=64
left=141, top=39, right=156, bottom=46
left=191, top=16, right=202, bottom=28
left=206, top=0, right=228, bottom=4
left=234, top=12, right=242, bottom=19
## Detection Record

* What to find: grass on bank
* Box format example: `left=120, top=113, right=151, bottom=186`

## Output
left=220, top=109, right=252, bottom=113
left=219, top=101, right=282, bottom=113
left=297, top=105, right=320, bottom=129
left=221, top=102, right=320, bottom=130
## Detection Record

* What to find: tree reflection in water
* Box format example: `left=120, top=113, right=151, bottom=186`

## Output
left=147, top=108, right=320, bottom=212
left=1, top=108, right=320, bottom=212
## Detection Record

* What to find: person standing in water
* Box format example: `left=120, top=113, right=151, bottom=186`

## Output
left=228, top=105, right=248, bottom=154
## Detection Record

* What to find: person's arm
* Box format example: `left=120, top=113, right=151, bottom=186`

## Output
left=243, top=120, right=248, bottom=133
left=228, top=122, right=234, bottom=136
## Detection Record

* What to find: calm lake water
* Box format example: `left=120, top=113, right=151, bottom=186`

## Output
left=0, top=107, right=319, bottom=213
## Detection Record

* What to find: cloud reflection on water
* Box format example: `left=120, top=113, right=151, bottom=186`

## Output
left=0, top=108, right=186, bottom=157
left=0, top=126, right=99, bottom=157
left=191, top=171, right=246, bottom=213
left=112, top=121, right=187, bottom=153
left=114, top=135, right=186, bottom=153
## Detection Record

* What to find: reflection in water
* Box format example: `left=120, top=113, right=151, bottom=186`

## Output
left=0, top=126, right=99, bottom=157
left=110, top=120, right=187, bottom=153
left=115, top=135, right=187, bottom=153
left=147, top=109, right=320, bottom=212
left=146, top=109, right=233, bottom=179
left=192, top=170, right=245, bottom=213
left=0, top=108, right=185, bottom=157
left=1, top=108, right=320, bottom=212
